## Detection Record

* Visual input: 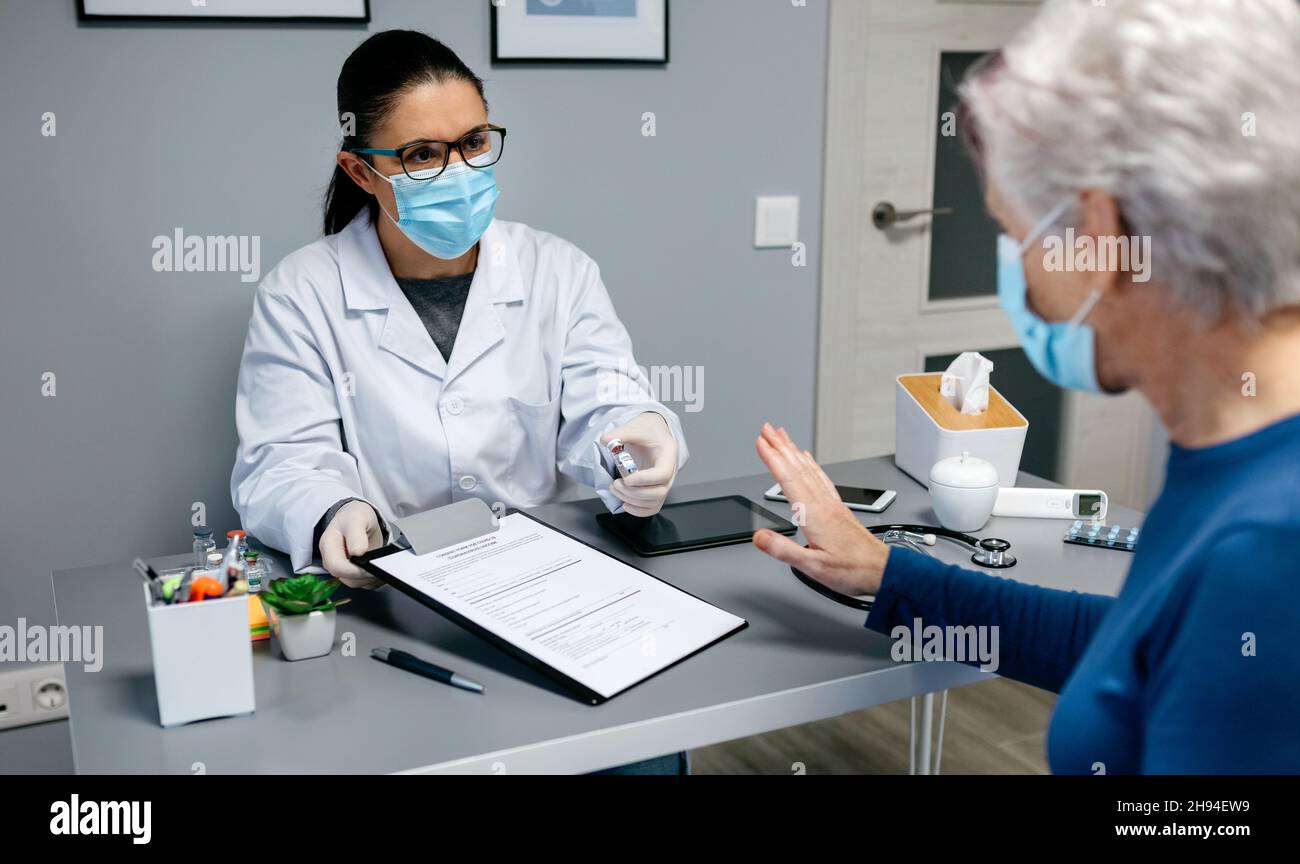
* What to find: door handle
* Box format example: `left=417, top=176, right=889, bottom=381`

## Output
left=872, top=202, right=954, bottom=230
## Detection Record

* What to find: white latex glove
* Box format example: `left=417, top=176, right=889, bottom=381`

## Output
left=319, top=500, right=385, bottom=589
left=600, top=412, right=679, bottom=518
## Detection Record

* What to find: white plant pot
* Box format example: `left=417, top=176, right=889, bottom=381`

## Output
left=270, top=608, right=337, bottom=661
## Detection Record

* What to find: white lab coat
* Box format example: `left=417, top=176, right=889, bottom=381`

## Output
left=231, top=213, right=687, bottom=571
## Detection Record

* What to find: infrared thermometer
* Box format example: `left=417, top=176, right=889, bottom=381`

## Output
left=992, top=487, right=1108, bottom=521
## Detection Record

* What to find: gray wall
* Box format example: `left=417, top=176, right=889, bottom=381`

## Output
left=0, top=1, right=827, bottom=768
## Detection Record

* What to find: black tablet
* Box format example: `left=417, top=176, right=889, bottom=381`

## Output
left=596, top=495, right=798, bottom=557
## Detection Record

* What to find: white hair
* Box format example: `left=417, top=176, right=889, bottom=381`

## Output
left=960, top=0, right=1300, bottom=321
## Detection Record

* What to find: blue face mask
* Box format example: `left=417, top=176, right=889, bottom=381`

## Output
left=997, top=201, right=1104, bottom=393
left=366, top=157, right=500, bottom=260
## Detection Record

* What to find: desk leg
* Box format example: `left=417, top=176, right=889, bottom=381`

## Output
left=909, top=697, right=917, bottom=775
left=918, top=692, right=933, bottom=775
left=909, top=691, right=948, bottom=775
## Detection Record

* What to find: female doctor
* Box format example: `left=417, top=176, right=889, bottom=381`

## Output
left=230, top=31, right=685, bottom=591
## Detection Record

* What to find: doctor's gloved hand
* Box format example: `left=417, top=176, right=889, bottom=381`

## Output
left=601, top=412, right=679, bottom=518
left=751, top=423, right=890, bottom=597
left=320, top=500, right=386, bottom=590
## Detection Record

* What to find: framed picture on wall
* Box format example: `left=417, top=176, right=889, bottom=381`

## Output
left=77, top=0, right=369, bottom=23
left=492, top=0, right=669, bottom=64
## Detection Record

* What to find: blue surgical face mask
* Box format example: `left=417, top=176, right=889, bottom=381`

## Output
left=997, top=200, right=1104, bottom=393
left=365, top=156, right=500, bottom=260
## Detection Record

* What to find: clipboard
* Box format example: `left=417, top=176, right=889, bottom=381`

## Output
left=352, top=500, right=748, bottom=705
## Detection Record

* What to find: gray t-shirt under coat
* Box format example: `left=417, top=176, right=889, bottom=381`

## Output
left=395, top=271, right=476, bottom=363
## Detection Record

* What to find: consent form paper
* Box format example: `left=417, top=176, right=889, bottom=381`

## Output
left=368, top=513, right=745, bottom=699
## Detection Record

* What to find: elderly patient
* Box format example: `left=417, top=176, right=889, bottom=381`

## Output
left=754, top=0, right=1300, bottom=773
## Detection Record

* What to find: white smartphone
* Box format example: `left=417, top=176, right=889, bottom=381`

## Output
left=764, top=482, right=897, bottom=513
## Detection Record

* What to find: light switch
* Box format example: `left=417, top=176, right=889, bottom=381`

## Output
left=754, top=195, right=800, bottom=248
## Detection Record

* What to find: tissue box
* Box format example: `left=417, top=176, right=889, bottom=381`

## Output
left=895, top=373, right=1028, bottom=489
left=144, top=584, right=255, bottom=727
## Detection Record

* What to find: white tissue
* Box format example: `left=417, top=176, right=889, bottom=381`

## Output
left=940, top=351, right=994, bottom=416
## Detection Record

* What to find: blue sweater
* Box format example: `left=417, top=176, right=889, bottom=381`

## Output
left=866, top=412, right=1300, bottom=774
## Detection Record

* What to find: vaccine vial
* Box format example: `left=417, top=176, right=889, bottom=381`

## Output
left=606, top=438, right=639, bottom=477
left=192, top=529, right=215, bottom=567
left=243, top=551, right=266, bottom=594
left=205, top=551, right=224, bottom=573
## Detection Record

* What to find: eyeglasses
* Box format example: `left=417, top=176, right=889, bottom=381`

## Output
left=350, top=125, right=507, bottom=181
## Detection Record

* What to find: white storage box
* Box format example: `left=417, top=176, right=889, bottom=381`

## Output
left=895, top=373, right=1028, bottom=489
left=144, top=584, right=255, bottom=727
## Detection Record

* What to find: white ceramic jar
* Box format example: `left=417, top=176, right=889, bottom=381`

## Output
left=928, top=452, right=999, bottom=532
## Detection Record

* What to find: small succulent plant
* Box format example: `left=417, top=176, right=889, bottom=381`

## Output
left=258, top=574, right=351, bottom=616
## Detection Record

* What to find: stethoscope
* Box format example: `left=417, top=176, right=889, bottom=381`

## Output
left=790, top=524, right=1016, bottom=611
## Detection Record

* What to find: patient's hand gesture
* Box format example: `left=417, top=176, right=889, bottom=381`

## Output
left=751, top=423, right=890, bottom=597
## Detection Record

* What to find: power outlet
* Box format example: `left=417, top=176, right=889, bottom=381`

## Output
left=34, top=677, right=67, bottom=711
left=0, top=683, right=17, bottom=721
left=0, top=664, right=69, bottom=731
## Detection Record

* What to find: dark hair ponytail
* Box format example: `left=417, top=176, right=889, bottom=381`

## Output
left=323, top=30, right=486, bottom=236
